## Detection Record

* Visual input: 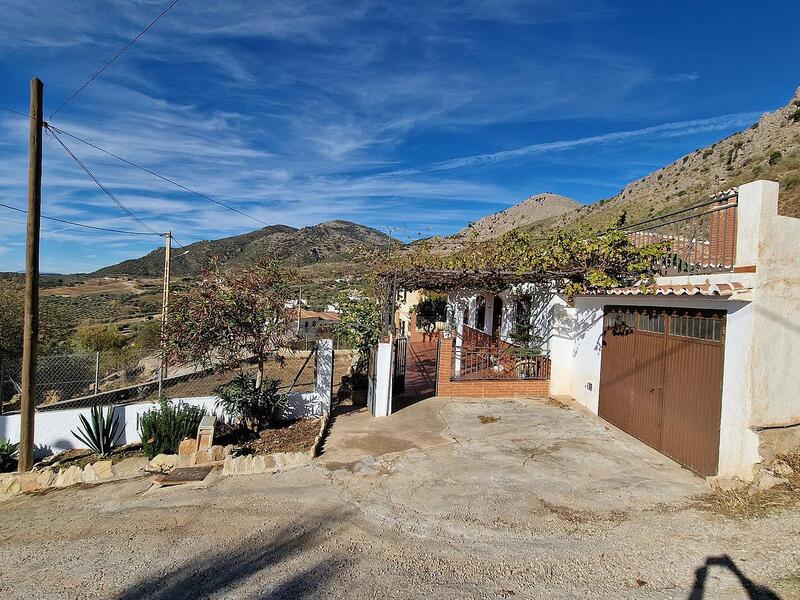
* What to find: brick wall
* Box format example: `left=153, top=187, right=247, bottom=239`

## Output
left=709, top=197, right=738, bottom=268
left=435, top=339, right=550, bottom=399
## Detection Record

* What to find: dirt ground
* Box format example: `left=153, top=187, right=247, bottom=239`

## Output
left=40, top=277, right=155, bottom=297
left=1, top=397, right=799, bottom=599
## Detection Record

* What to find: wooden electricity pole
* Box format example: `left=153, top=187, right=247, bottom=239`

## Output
left=296, top=285, right=302, bottom=334
left=18, top=77, right=44, bottom=472
left=159, top=231, right=172, bottom=387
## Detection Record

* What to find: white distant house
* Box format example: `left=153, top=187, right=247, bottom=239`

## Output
left=284, top=297, right=308, bottom=309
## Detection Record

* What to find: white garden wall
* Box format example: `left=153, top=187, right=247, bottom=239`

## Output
left=0, top=340, right=334, bottom=460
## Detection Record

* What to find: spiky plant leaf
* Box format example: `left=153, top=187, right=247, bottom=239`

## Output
left=0, top=438, right=19, bottom=472
left=71, top=405, right=124, bottom=457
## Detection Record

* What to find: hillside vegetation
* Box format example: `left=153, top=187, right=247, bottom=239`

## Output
left=529, top=87, right=800, bottom=234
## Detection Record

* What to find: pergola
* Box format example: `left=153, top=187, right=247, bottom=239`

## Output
left=381, top=267, right=566, bottom=293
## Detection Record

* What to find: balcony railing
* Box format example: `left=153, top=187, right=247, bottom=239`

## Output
left=623, top=192, right=738, bottom=275
left=453, top=326, right=550, bottom=381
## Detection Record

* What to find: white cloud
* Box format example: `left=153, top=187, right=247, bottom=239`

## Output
left=0, top=1, right=770, bottom=272
left=666, top=72, right=700, bottom=83
left=419, top=112, right=762, bottom=171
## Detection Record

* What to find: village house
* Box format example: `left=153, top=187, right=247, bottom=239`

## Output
left=292, top=308, right=340, bottom=338
left=421, top=180, right=799, bottom=482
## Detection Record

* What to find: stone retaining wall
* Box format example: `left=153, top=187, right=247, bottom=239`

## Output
left=222, top=416, right=328, bottom=477
left=2, top=418, right=329, bottom=498
left=0, top=444, right=235, bottom=499
left=0, top=456, right=150, bottom=497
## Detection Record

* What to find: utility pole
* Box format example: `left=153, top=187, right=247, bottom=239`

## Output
left=296, top=285, right=302, bottom=335
left=159, top=230, right=172, bottom=392
left=18, top=78, right=43, bottom=472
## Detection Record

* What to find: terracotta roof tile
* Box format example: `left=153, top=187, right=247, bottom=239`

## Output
left=600, top=281, right=746, bottom=297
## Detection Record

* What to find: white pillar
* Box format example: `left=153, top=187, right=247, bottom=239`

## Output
left=735, top=180, right=778, bottom=269
left=315, top=339, right=333, bottom=414
left=369, top=342, right=393, bottom=417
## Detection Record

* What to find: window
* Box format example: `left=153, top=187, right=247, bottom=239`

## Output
left=669, top=312, right=723, bottom=341
left=475, top=296, right=486, bottom=331
left=639, top=311, right=665, bottom=334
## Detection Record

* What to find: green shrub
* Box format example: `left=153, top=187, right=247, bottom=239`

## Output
left=215, top=373, right=286, bottom=433
left=73, top=324, right=127, bottom=353
left=785, top=174, right=800, bottom=191
left=137, top=399, right=205, bottom=459
left=769, top=151, right=783, bottom=165
left=789, top=108, right=800, bottom=123
left=71, top=405, right=124, bottom=457
left=0, top=438, right=19, bottom=472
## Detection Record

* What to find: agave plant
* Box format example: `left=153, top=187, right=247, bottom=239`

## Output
left=0, top=438, right=19, bottom=472
left=71, top=405, right=124, bottom=457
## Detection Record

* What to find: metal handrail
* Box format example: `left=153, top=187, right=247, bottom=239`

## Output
left=453, top=343, right=550, bottom=381
left=622, top=192, right=737, bottom=231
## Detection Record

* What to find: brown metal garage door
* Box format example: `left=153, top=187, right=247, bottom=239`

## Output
left=598, top=306, right=725, bottom=476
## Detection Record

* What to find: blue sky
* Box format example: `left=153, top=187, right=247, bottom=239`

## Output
left=0, top=0, right=797, bottom=273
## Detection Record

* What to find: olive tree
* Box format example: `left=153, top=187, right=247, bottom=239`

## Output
left=165, top=260, right=298, bottom=394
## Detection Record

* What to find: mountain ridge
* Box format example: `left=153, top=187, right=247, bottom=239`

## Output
left=456, top=192, right=580, bottom=241
left=92, top=220, right=395, bottom=277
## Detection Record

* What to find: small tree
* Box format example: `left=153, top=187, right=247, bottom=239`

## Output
left=73, top=324, right=127, bottom=353
left=165, top=260, right=297, bottom=428
left=331, top=294, right=382, bottom=373
left=133, top=321, right=161, bottom=350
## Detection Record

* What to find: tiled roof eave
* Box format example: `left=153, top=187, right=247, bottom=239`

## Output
left=579, top=281, right=746, bottom=298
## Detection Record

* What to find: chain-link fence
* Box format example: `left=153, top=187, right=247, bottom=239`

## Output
left=297, top=335, right=355, bottom=351
left=0, top=345, right=353, bottom=414
left=1, top=348, right=160, bottom=413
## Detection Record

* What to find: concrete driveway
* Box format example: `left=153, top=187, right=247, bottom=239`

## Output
left=323, top=396, right=707, bottom=515
left=1, top=396, right=798, bottom=599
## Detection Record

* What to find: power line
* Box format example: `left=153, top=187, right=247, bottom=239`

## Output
left=48, top=0, right=182, bottom=120
left=0, top=106, right=34, bottom=120
left=47, top=127, right=162, bottom=236
left=47, top=124, right=272, bottom=227
left=0, top=201, right=161, bottom=236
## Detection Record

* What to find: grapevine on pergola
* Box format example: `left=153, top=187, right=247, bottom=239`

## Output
left=375, top=215, right=669, bottom=299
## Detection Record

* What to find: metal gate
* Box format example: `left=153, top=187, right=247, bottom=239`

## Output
left=598, top=306, right=725, bottom=476
left=392, top=337, right=408, bottom=396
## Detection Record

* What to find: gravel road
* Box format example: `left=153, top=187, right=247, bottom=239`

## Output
left=1, top=398, right=798, bottom=599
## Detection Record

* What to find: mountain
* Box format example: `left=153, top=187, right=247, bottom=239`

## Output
left=92, top=220, right=394, bottom=277
left=527, top=87, right=800, bottom=234
left=455, top=193, right=580, bottom=241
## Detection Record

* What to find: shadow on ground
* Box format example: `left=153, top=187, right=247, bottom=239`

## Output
left=688, top=554, right=780, bottom=599
left=116, top=510, right=350, bottom=600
